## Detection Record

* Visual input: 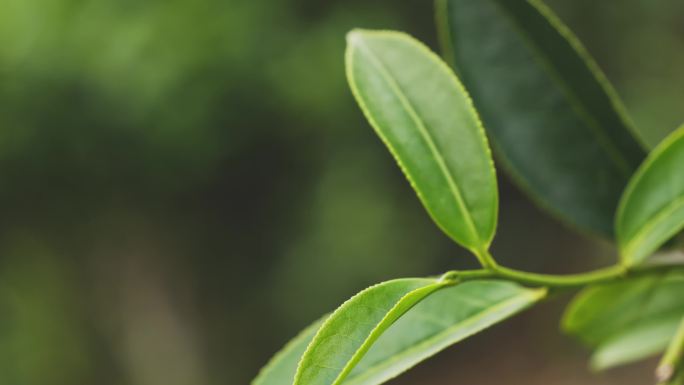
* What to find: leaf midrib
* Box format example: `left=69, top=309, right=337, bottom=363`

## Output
left=330, top=282, right=448, bottom=385
left=352, top=36, right=483, bottom=247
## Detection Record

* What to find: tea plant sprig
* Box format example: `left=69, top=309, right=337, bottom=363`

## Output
left=253, top=1, right=684, bottom=384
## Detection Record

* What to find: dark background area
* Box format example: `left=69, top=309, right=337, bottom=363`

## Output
left=0, top=0, right=682, bottom=384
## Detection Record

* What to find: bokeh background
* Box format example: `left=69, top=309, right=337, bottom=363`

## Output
left=0, top=0, right=682, bottom=384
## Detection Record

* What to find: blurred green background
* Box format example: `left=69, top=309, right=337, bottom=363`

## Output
left=0, top=0, right=681, bottom=384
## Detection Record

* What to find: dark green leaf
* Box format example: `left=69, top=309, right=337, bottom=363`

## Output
left=563, top=272, right=684, bottom=370
left=617, top=125, right=684, bottom=265
left=346, top=29, right=498, bottom=255
left=437, top=0, right=645, bottom=236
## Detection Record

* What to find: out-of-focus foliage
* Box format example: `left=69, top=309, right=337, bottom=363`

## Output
left=0, top=238, right=92, bottom=385
left=0, top=1, right=443, bottom=384
left=563, top=273, right=684, bottom=370
left=546, top=0, right=684, bottom=146
left=0, top=0, right=681, bottom=384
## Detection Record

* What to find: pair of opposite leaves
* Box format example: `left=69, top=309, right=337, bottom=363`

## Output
left=255, top=0, right=684, bottom=384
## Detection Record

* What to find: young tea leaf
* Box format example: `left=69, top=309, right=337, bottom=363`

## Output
left=437, top=0, right=645, bottom=237
left=617, top=125, right=684, bottom=265
left=293, top=278, right=449, bottom=385
left=563, top=272, right=684, bottom=370
left=252, top=316, right=326, bottom=385
left=346, top=29, right=498, bottom=257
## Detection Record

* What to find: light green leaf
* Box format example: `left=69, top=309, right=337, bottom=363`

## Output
left=343, top=281, right=546, bottom=385
left=293, top=278, right=448, bottom=385
left=563, top=272, right=684, bottom=370
left=591, top=317, right=681, bottom=371
left=617, top=125, right=684, bottom=265
left=346, top=29, right=498, bottom=255
left=252, top=316, right=326, bottom=385
left=437, top=0, right=645, bottom=236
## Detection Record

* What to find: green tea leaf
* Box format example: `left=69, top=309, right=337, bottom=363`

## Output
left=563, top=273, right=684, bottom=370
left=617, top=125, right=684, bottom=265
left=343, top=281, right=546, bottom=385
left=270, top=280, right=544, bottom=385
left=293, top=278, right=448, bottom=385
left=437, top=0, right=645, bottom=236
left=346, top=29, right=498, bottom=255
left=252, top=316, right=326, bottom=385
left=591, top=317, right=681, bottom=371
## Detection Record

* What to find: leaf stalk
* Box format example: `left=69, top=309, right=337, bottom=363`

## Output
left=444, top=260, right=684, bottom=289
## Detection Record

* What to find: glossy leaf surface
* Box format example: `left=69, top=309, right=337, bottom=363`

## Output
left=617, top=125, right=684, bottom=265
left=437, top=0, right=645, bottom=236
left=294, top=278, right=448, bottom=385
left=346, top=29, right=498, bottom=254
left=252, top=317, right=326, bottom=385
left=563, top=272, right=684, bottom=369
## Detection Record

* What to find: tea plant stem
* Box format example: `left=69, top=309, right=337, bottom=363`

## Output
left=491, top=264, right=627, bottom=287
left=442, top=265, right=625, bottom=288
left=474, top=248, right=498, bottom=270
left=443, top=262, right=684, bottom=288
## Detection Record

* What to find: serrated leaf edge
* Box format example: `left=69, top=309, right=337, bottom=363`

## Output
left=293, top=278, right=449, bottom=385
left=345, top=29, right=498, bottom=253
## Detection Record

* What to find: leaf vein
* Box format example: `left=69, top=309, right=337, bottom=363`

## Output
left=353, top=36, right=483, bottom=247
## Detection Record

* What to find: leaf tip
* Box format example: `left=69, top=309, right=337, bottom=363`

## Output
left=656, top=364, right=674, bottom=384
left=346, top=29, right=368, bottom=47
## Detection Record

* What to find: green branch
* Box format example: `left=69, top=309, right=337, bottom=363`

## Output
left=442, top=259, right=684, bottom=289
left=474, top=248, right=498, bottom=270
